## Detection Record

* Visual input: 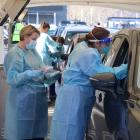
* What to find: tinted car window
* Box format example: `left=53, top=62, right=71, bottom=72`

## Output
left=113, top=38, right=129, bottom=67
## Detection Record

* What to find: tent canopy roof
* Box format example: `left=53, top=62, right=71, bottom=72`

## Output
left=29, top=0, right=140, bottom=12
left=0, top=0, right=140, bottom=25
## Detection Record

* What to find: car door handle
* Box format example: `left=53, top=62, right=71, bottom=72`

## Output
left=126, top=99, right=140, bottom=110
left=125, top=99, right=136, bottom=109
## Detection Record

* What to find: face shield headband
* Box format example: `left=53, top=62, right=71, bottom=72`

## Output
left=88, top=32, right=112, bottom=43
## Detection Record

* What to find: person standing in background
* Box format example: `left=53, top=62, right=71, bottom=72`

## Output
left=12, top=20, right=25, bottom=44
left=36, top=21, right=63, bottom=102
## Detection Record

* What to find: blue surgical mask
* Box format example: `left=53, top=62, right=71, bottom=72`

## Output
left=26, top=40, right=36, bottom=50
left=101, top=45, right=112, bottom=56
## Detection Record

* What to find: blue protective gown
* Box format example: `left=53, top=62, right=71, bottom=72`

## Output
left=4, top=46, right=48, bottom=140
left=51, top=41, right=127, bottom=140
left=36, top=33, right=63, bottom=66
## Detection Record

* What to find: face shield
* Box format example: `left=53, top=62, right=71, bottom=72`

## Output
left=88, top=32, right=112, bottom=55
left=88, top=32, right=112, bottom=43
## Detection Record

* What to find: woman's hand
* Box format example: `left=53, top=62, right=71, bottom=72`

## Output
left=40, top=66, right=54, bottom=73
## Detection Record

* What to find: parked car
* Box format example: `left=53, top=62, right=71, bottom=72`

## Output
left=70, top=20, right=86, bottom=25
left=106, top=28, right=120, bottom=36
left=48, top=24, right=58, bottom=36
left=61, top=25, right=91, bottom=53
left=56, top=20, right=87, bottom=37
left=86, top=29, right=140, bottom=140
left=56, top=20, right=71, bottom=36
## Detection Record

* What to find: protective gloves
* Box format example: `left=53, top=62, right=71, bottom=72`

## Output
left=113, top=64, right=128, bottom=80
left=40, top=66, right=54, bottom=73
left=26, top=70, right=43, bottom=79
left=44, top=71, right=61, bottom=85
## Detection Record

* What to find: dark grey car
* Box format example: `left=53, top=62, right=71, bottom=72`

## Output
left=86, top=29, right=140, bottom=140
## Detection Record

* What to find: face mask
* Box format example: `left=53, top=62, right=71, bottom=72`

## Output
left=101, top=45, right=112, bottom=56
left=26, top=40, right=36, bottom=50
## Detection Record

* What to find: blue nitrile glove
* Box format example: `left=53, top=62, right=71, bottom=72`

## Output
left=26, top=70, right=43, bottom=79
left=44, top=71, right=61, bottom=85
left=113, top=64, right=128, bottom=80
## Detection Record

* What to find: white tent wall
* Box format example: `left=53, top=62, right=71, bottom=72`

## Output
left=28, top=0, right=140, bottom=12
left=28, top=0, right=140, bottom=26
left=1, top=0, right=140, bottom=23
left=67, top=5, right=140, bottom=26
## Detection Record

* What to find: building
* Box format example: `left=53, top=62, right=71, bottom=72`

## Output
left=24, top=6, right=67, bottom=25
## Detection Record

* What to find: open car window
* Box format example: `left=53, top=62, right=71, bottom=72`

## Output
left=113, top=38, right=129, bottom=67
left=105, top=36, right=129, bottom=92
left=105, top=37, right=123, bottom=66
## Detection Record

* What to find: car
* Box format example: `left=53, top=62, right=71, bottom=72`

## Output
left=106, top=28, right=120, bottom=36
left=59, top=20, right=71, bottom=26
left=70, top=20, right=87, bottom=25
left=61, top=24, right=92, bottom=53
left=48, top=24, right=58, bottom=36
left=86, top=29, right=140, bottom=140
left=56, top=20, right=87, bottom=37
left=56, top=21, right=71, bottom=36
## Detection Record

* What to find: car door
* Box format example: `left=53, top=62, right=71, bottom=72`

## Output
left=86, top=33, right=130, bottom=140
left=126, top=30, right=140, bottom=140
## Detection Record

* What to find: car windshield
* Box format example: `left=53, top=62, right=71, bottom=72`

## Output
left=65, top=31, right=88, bottom=45
left=61, top=21, right=71, bottom=26
left=48, top=29, right=57, bottom=36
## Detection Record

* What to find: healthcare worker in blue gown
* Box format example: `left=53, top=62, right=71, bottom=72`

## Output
left=36, top=21, right=64, bottom=66
left=36, top=21, right=64, bottom=101
left=51, top=27, right=127, bottom=140
left=4, top=25, right=61, bottom=140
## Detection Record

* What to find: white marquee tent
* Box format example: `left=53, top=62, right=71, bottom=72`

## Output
left=0, top=0, right=140, bottom=24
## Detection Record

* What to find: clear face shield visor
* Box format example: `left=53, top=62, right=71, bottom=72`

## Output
left=88, top=32, right=112, bottom=44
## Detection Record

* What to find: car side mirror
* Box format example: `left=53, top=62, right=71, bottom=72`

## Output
left=90, top=73, right=117, bottom=98
left=68, top=38, right=71, bottom=42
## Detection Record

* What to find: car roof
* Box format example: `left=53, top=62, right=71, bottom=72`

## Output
left=64, top=24, right=92, bottom=32
left=116, top=28, right=140, bottom=36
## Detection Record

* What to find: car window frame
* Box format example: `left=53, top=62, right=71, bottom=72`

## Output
left=105, top=35, right=128, bottom=67
left=124, top=31, right=138, bottom=96
left=133, top=31, right=140, bottom=93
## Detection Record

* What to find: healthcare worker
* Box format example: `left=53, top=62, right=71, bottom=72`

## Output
left=51, top=27, right=127, bottom=140
left=36, top=22, right=64, bottom=102
left=49, top=36, right=65, bottom=100
left=4, top=25, right=60, bottom=140
left=36, top=21, right=63, bottom=66
left=12, top=20, right=24, bottom=44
